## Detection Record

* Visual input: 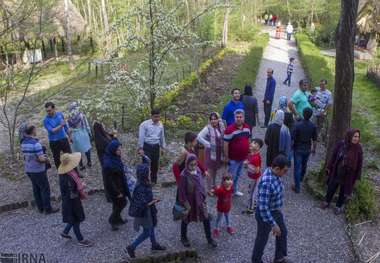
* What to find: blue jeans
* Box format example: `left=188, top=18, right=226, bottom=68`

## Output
left=131, top=227, right=157, bottom=249
left=63, top=223, right=83, bottom=241
left=215, top=212, right=230, bottom=228
left=26, top=172, right=52, bottom=212
left=293, top=151, right=310, bottom=192
left=283, top=72, right=292, bottom=86
left=228, top=160, right=244, bottom=193
left=252, top=210, right=287, bottom=263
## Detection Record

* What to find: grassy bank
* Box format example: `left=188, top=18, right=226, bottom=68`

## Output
left=295, top=33, right=378, bottom=223
left=217, top=33, right=269, bottom=112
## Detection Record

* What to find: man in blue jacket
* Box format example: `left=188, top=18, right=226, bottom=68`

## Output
left=222, top=88, right=244, bottom=126
left=43, top=102, right=72, bottom=169
left=262, top=68, right=276, bottom=128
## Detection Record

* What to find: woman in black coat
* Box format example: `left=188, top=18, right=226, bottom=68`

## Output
left=58, top=153, right=93, bottom=247
left=264, top=110, right=284, bottom=167
left=103, top=139, right=131, bottom=231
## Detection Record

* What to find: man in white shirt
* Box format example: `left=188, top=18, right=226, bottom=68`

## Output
left=138, top=108, right=166, bottom=184
left=286, top=22, right=294, bottom=41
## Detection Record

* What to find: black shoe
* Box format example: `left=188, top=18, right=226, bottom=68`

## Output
left=111, top=224, right=119, bottom=231
left=152, top=243, right=166, bottom=251
left=38, top=208, right=44, bottom=214
left=44, top=207, right=60, bottom=215
left=125, top=245, right=136, bottom=258
left=60, top=232, right=72, bottom=239
left=181, top=237, right=190, bottom=247
left=207, top=238, right=217, bottom=248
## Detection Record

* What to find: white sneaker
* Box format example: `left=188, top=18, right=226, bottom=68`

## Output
left=234, top=191, right=244, bottom=197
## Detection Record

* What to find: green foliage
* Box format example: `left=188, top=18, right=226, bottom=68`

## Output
left=346, top=177, right=377, bottom=223
left=296, top=33, right=379, bottom=222
left=232, top=33, right=269, bottom=88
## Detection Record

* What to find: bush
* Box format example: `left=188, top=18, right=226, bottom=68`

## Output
left=346, top=177, right=377, bottom=223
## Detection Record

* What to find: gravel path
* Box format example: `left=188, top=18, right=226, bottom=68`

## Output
left=0, top=30, right=355, bottom=263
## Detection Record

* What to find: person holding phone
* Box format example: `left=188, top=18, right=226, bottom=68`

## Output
left=125, top=164, right=166, bottom=258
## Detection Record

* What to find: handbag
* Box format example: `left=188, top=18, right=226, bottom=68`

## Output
left=172, top=201, right=188, bottom=221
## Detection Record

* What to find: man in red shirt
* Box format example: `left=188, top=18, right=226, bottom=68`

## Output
left=223, top=109, right=251, bottom=196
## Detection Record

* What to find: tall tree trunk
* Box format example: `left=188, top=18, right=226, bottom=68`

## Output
left=222, top=0, right=229, bottom=48
left=64, top=0, right=74, bottom=70
left=148, top=0, right=156, bottom=110
left=100, top=0, right=111, bottom=57
left=326, top=0, right=359, bottom=162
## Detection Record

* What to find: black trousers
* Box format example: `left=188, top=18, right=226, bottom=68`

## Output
left=143, top=143, right=160, bottom=184
left=325, top=180, right=345, bottom=208
left=181, top=219, right=212, bottom=241
left=263, top=102, right=273, bottom=126
left=109, top=197, right=127, bottom=225
left=252, top=210, right=287, bottom=263
left=49, top=138, right=72, bottom=169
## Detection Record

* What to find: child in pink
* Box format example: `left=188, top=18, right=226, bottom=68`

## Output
left=211, top=175, right=234, bottom=237
left=244, top=138, right=263, bottom=214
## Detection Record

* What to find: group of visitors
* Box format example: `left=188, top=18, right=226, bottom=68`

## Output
left=264, top=13, right=278, bottom=26
left=19, top=63, right=363, bottom=262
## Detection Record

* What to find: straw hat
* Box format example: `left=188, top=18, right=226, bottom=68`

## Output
left=58, top=152, right=81, bottom=174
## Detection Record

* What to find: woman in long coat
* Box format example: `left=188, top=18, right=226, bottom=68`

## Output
left=321, top=129, right=363, bottom=214
left=177, top=154, right=217, bottom=248
left=58, top=153, right=93, bottom=247
left=197, top=112, right=225, bottom=189
left=265, top=110, right=284, bottom=167
left=103, top=140, right=131, bottom=231
left=125, top=164, right=166, bottom=258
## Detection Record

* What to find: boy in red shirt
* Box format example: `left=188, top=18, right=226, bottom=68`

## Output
left=210, top=175, right=234, bottom=237
left=244, top=138, right=264, bottom=214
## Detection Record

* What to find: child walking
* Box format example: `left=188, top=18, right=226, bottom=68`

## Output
left=283, top=57, right=295, bottom=87
left=211, top=175, right=235, bottom=237
left=244, top=138, right=263, bottom=214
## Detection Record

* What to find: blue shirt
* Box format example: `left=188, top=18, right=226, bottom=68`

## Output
left=43, top=112, right=69, bottom=142
left=264, top=77, right=276, bottom=102
left=222, top=100, right=244, bottom=126
left=257, top=168, right=284, bottom=226
left=21, top=137, right=46, bottom=173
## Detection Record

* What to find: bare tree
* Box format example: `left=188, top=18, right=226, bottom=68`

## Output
left=221, top=0, right=229, bottom=47
left=326, top=0, right=359, bottom=161
left=64, top=0, right=74, bottom=70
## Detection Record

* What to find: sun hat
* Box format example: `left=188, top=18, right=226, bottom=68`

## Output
left=58, top=152, right=81, bottom=174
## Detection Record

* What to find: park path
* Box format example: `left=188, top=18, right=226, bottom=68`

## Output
left=0, top=30, right=355, bottom=263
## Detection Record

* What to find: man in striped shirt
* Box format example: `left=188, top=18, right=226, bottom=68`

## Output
left=21, top=125, right=58, bottom=214
left=283, top=57, right=295, bottom=87
left=252, top=155, right=292, bottom=263
left=223, top=109, right=251, bottom=196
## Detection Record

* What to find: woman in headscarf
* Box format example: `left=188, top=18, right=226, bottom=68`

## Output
left=321, top=129, right=363, bottom=214
left=93, top=119, right=113, bottom=164
left=67, top=102, right=92, bottom=170
left=241, top=84, right=260, bottom=130
left=58, top=153, right=93, bottom=247
left=197, top=112, right=225, bottom=189
left=265, top=110, right=284, bottom=167
left=172, top=132, right=207, bottom=184
left=177, top=154, right=217, bottom=248
left=126, top=164, right=166, bottom=258
left=271, top=96, right=294, bottom=131
left=103, top=140, right=131, bottom=231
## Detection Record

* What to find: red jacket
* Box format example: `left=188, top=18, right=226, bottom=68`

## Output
left=214, top=185, right=233, bottom=213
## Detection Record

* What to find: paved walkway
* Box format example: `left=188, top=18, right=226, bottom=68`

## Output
left=0, top=31, right=354, bottom=263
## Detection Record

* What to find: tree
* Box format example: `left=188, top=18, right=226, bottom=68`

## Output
left=64, top=0, right=74, bottom=70
left=221, top=0, right=229, bottom=47
left=103, top=0, right=219, bottom=111
left=326, top=0, right=359, bottom=161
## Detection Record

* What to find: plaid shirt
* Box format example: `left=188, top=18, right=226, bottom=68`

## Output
left=257, top=168, right=284, bottom=226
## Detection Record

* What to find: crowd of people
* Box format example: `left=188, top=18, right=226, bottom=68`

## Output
left=18, top=62, right=363, bottom=262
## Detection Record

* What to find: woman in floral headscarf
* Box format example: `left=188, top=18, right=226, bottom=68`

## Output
left=67, top=102, right=92, bottom=170
left=197, top=112, right=225, bottom=189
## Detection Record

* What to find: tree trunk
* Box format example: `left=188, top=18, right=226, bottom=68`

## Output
left=100, top=0, right=111, bottom=57
left=326, top=0, right=359, bottom=162
left=149, top=0, right=156, bottom=111
left=64, top=0, right=74, bottom=70
left=222, top=0, right=229, bottom=48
